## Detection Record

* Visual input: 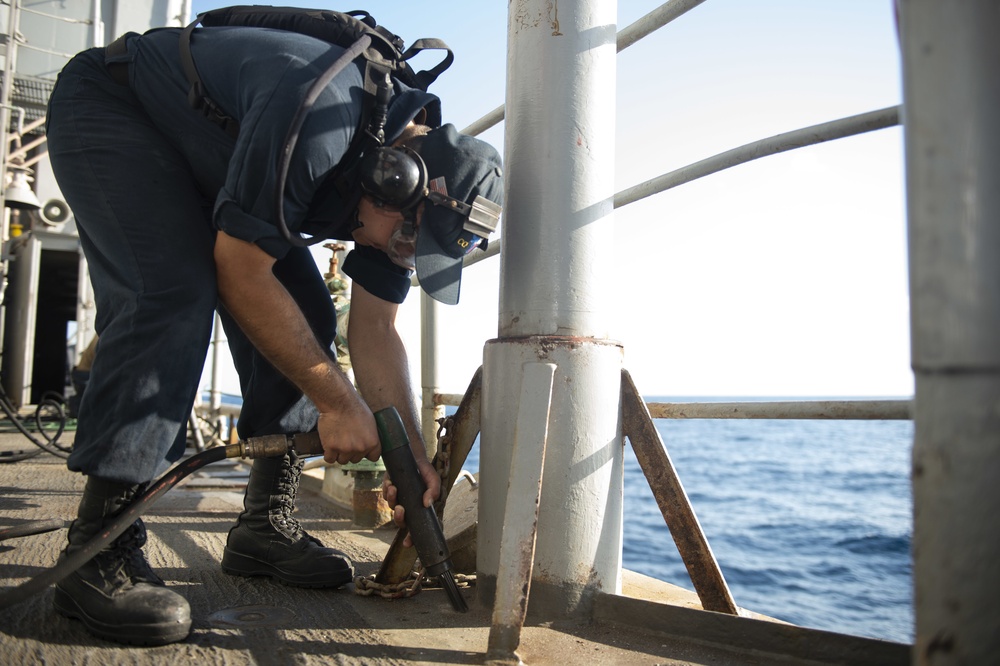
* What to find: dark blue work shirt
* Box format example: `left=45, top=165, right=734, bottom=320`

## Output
left=121, top=26, right=439, bottom=303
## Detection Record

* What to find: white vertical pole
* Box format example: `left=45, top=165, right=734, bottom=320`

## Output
left=0, top=0, right=19, bottom=362
left=209, top=312, right=223, bottom=419
left=420, top=292, right=443, bottom=459
left=0, top=0, right=21, bottom=214
left=487, top=362, right=556, bottom=660
left=900, top=1, right=1000, bottom=663
left=92, top=0, right=104, bottom=47
left=480, top=0, right=622, bottom=618
left=74, top=257, right=95, bottom=367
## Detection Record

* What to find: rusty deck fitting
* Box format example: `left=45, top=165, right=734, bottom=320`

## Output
left=621, top=369, right=739, bottom=615
left=351, top=470, right=393, bottom=528
left=486, top=362, right=555, bottom=661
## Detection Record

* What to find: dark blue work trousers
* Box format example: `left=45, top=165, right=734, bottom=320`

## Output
left=46, top=47, right=336, bottom=485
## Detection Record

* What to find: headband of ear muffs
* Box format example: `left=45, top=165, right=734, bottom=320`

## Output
left=358, top=146, right=429, bottom=211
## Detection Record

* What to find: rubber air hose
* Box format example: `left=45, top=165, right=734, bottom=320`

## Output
left=0, top=387, right=71, bottom=462
left=0, top=431, right=322, bottom=610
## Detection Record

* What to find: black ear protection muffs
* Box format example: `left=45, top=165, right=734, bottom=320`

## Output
left=277, top=41, right=435, bottom=246
left=358, top=146, right=428, bottom=212
left=276, top=48, right=494, bottom=249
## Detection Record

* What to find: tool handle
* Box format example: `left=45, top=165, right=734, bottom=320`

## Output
left=234, top=431, right=324, bottom=459
left=290, top=431, right=323, bottom=456
left=376, top=407, right=451, bottom=577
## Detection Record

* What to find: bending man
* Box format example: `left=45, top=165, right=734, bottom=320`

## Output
left=45, top=18, right=501, bottom=646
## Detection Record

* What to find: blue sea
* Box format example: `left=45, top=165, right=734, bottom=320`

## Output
left=459, top=399, right=914, bottom=645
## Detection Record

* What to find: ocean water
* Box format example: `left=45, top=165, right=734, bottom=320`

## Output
left=458, top=402, right=914, bottom=645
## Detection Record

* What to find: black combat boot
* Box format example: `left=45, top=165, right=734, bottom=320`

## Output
left=222, top=451, right=354, bottom=587
left=53, top=476, right=192, bottom=646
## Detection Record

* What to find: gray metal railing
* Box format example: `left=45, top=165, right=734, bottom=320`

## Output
left=422, top=0, right=908, bottom=423
left=646, top=399, right=911, bottom=420
left=437, top=394, right=911, bottom=421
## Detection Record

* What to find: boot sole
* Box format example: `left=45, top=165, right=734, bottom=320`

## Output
left=221, top=549, right=353, bottom=588
left=53, top=587, right=192, bottom=646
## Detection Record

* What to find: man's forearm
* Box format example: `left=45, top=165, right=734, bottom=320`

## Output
left=214, top=231, right=379, bottom=464
left=351, top=327, right=427, bottom=461
left=348, top=285, right=429, bottom=462
left=214, top=232, right=353, bottom=412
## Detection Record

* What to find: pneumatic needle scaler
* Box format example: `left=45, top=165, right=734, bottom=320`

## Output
left=240, top=407, right=467, bottom=611
left=0, top=406, right=468, bottom=613
left=374, top=407, right=468, bottom=612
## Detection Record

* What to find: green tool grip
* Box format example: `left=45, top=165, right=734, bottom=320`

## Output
left=375, top=407, right=452, bottom=578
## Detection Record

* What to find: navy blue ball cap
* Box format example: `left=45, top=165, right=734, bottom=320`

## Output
left=415, top=124, right=503, bottom=305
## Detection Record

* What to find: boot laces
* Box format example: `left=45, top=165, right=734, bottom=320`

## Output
left=272, top=457, right=305, bottom=541
left=106, top=519, right=163, bottom=586
left=277, top=462, right=328, bottom=548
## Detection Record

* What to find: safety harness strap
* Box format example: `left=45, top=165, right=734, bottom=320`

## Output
left=179, top=18, right=241, bottom=139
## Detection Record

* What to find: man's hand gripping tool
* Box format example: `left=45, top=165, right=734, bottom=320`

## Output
left=236, top=407, right=467, bottom=612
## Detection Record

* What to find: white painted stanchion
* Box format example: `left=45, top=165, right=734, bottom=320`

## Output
left=479, top=0, right=622, bottom=619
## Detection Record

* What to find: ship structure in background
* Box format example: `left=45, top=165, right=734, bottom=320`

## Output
left=0, top=0, right=191, bottom=408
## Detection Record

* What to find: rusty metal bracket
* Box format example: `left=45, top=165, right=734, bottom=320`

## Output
left=620, top=369, right=739, bottom=615
left=376, top=367, right=484, bottom=585
left=487, top=362, right=556, bottom=663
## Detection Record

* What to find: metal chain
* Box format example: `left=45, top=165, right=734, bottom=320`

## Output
left=432, top=416, right=479, bottom=590
left=353, top=571, right=425, bottom=599
left=353, top=570, right=476, bottom=599
left=445, top=573, right=476, bottom=587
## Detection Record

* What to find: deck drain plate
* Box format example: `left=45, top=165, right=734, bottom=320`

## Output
left=208, top=604, right=296, bottom=628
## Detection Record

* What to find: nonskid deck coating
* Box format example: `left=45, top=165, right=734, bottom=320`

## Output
left=0, top=431, right=773, bottom=665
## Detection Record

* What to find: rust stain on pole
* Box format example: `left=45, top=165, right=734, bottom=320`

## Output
left=621, top=369, right=739, bottom=615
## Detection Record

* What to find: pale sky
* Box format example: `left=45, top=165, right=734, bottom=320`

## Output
left=193, top=0, right=911, bottom=399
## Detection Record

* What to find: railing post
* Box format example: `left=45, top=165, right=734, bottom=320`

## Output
left=621, top=370, right=738, bottom=615
left=209, top=312, right=223, bottom=420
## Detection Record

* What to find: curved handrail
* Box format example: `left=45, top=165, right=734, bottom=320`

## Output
left=615, top=106, right=900, bottom=209
left=460, top=0, right=710, bottom=139
left=406, top=4, right=911, bottom=433
left=414, top=105, right=902, bottom=286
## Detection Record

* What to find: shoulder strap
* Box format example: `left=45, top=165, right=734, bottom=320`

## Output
left=274, top=36, right=375, bottom=247
left=176, top=6, right=452, bottom=245
left=179, top=17, right=241, bottom=139
left=179, top=6, right=454, bottom=133
left=401, top=38, right=454, bottom=90
left=191, top=6, right=453, bottom=92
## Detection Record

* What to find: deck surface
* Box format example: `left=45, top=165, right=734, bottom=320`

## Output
left=0, top=428, right=772, bottom=666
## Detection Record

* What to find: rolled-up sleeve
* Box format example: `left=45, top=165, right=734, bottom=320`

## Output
left=342, top=245, right=412, bottom=303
